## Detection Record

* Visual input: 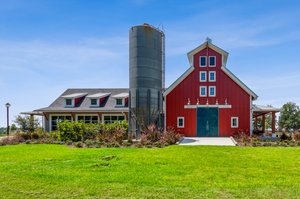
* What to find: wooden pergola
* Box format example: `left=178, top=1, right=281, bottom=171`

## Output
left=252, top=105, right=281, bottom=134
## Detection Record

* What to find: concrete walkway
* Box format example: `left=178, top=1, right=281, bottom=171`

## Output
left=178, top=137, right=237, bottom=146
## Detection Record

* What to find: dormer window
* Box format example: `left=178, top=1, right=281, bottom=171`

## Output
left=65, top=99, right=73, bottom=107
left=209, top=56, right=216, bottom=67
left=200, top=56, right=206, bottom=67
left=116, top=98, right=124, bottom=106
left=112, top=92, right=129, bottom=107
left=90, top=98, right=98, bottom=106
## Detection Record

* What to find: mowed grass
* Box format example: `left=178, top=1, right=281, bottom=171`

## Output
left=0, top=145, right=299, bottom=199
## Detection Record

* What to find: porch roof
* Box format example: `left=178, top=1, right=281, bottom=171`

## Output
left=252, top=105, right=281, bottom=117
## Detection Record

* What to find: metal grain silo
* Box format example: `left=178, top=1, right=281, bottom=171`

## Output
left=129, top=23, right=165, bottom=137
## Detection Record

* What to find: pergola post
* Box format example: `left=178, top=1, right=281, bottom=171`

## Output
left=272, top=112, right=276, bottom=134
left=262, top=114, right=265, bottom=133
left=254, top=117, right=258, bottom=130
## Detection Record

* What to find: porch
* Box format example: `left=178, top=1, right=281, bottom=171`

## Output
left=252, top=105, right=281, bottom=135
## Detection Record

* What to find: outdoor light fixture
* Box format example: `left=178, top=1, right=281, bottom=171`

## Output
left=5, top=102, right=11, bottom=136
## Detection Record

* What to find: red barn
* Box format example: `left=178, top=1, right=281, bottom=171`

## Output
left=164, top=39, right=258, bottom=137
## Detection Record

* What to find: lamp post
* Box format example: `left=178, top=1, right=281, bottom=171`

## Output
left=5, top=103, right=11, bottom=136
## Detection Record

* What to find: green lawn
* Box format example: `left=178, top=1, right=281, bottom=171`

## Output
left=0, top=145, right=299, bottom=198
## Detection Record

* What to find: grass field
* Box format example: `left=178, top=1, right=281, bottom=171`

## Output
left=0, top=145, right=299, bottom=198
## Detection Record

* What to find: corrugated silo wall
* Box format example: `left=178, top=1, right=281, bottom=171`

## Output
left=129, top=25, right=165, bottom=136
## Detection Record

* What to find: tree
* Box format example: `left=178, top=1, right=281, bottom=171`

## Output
left=10, top=124, right=17, bottom=131
left=14, top=115, right=40, bottom=133
left=278, top=102, right=300, bottom=132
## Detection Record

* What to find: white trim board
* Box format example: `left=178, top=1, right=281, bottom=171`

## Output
left=184, top=104, right=232, bottom=109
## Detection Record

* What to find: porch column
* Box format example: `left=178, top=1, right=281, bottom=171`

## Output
left=272, top=112, right=276, bottom=134
left=262, top=114, right=265, bottom=133
left=254, top=117, right=258, bottom=130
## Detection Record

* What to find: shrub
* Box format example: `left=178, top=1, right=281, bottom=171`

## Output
left=280, top=133, right=290, bottom=141
left=161, top=128, right=183, bottom=145
left=141, top=124, right=161, bottom=145
left=292, top=132, right=300, bottom=141
left=0, top=135, right=24, bottom=146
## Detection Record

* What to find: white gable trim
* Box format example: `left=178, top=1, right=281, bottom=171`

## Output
left=187, top=41, right=229, bottom=67
left=221, top=66, right=258, bottom=100
left=163, top=67, right=194, bottom=96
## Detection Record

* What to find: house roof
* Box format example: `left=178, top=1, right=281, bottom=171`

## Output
left=112, top=93, right=129, bottom=98
left=35, top=88, right=129, bottom=112
left=164, top=39, right=258, bottom=100
left=61, top=93, right=87, bottom=98
left=86, top=93, right=110, bottom=98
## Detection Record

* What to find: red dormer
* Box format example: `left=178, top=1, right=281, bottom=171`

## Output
left=61, top=93, right=87, bottom=107
left=112, top=93, right=129, bottom=107
left=86, top=93, right=110, bottom=107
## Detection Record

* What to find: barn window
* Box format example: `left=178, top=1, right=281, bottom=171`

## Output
left=90, top=98, right=98, bottom=106
left=231, top=117, right=239, bottom=128
left=116, top=98, right=124, bottom=106
left=209, top=71, right=216, bottom=82
left=209, top=86, right=216, bottom=97
left=65, top=99, right=73, bottom=107
left=200, top=56, right=206, bottom=67
left=200, top=71, right=207, bottom=82
left=200, top=86, right=207, bottom=97
left=177, top=117, right=184, bottom=128
left=209, top=56, right=216, bottom=67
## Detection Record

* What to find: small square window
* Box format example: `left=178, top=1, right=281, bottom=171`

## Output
left=200, top=86, right=207, bottom=97
left=200, top=71, right=206, bottom=82
left=177, top=117, right=184, bottom=128
left=231, top=117, right=239, bottom=128
left=209, top=86, right=216, bottom=97
left=65, top=99, right=73, bottom=106
left=200, top=56, right=206, bottom=67
left=90, top=98, right=98, bottom=106
left=116, top=98, right=123, bottom=106
left=209, top=56, right=216, bottom=67
left=209, top=71, right=216, bottom=82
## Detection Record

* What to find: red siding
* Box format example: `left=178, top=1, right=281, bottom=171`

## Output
left=166, top=47, right=250, bottom=137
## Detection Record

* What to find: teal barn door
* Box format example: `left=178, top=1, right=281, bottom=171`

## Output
left=196, top=108, right=219, bottom=137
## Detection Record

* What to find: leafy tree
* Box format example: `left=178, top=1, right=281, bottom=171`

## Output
left=278, top=102, right=300, bottom=132
left=0, top=127, right=6, bottom=134
left=10, top=124, right=17, bottom=131
left=14, top=115, right=40, bottom=133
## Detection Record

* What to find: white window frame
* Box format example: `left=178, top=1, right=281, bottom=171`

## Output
left=115, top=98, right=124, bottom=106
left=102, top=114, right=126, bottom=124
left=208, top=71, right=216, bottom=82
left=209, top=56, right=216, bottom=67
left=231, top=117, right=239, bottom=128
left=200, top=86, right=207, bottom=97
left=199, top=56, right=206, bottom=67
left=177, top=117, right=184, bottom=128
left=208, top=86, right=216, bottom=97
left=65, top=98, right=74, bottom=107
left=76, top=114, right=100, bottom=123
left=90, top=98, right=99, bottom=107
left=199, top=71, right=207, bottom=82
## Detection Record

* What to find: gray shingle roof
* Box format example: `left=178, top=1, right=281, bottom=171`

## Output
left=36, top=88, right=129, bottom=112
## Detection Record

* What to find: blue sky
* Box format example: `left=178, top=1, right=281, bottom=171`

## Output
left=1, top=0, right=300, bottom=127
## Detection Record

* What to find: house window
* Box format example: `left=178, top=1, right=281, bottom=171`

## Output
left=65, top=99, right=73, bottom=107
left=177, top=117, right=184, bottom=128
left=200, top=56, right=206, bottom=67
left=77, top=115, right=99, bottom=123
left=209, top=56, right=216, bottom=67
left=90, top=98, right=98, bottom=106
left=116, top=98, right=123, bottom=106
left=50, top=115, right=72, bottom=131
left=200, top=86, right=207, bottom=97
left=103, top=115, right=125, bottom=124
left=209, top=71, right=216, bottom=82
left=231, top=117, right=239, bottom=128
left=209, top=86, right=216, bottom=97
left=200, top=71, right=207, bottom=82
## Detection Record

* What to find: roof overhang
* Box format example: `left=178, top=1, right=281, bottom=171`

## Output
left=252, top=104, right=281, bottom=117
left=61, top=93, right=87, bottom=98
